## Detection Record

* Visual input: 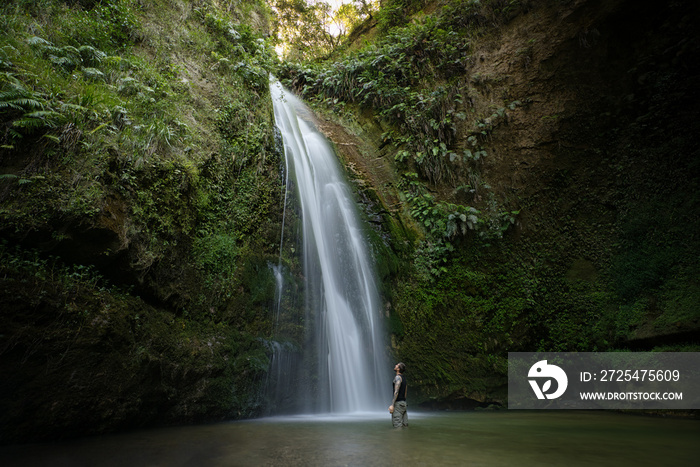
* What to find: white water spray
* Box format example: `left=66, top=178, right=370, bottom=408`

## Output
left=270, top=80, right=387, bottom=413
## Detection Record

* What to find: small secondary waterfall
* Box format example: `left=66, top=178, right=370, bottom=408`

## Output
left=268, top=79, right=387, bottom=413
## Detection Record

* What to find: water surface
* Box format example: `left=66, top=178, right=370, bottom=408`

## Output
left=1, top=411, right=698, bottom=466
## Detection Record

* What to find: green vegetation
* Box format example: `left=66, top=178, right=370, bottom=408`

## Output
left=0, top=0, right=291, bottom=442
left=277, top=0, right=527, bottom=258
left=277, top=0, right=700, bottom=405
left=0, top=239, right=270, bottom=440
left=1, top=0, right=698, bottom=435
left=271, top=0, right=376, bottom=61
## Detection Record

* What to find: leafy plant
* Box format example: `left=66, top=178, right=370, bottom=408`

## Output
left=277, top=0, right=526, bottom=247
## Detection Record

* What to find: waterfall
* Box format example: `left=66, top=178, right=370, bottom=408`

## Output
left=268, top=79, right=387, bottom=413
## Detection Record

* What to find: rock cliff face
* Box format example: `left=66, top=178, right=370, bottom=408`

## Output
left=1, top=0, right=280, bottom=444
left=307, top=0, right=700, bottom=406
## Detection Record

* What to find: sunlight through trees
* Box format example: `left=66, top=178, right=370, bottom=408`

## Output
left=270, top=0, right=376, bottom=60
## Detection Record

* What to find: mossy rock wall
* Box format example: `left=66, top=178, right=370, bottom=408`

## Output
left=0, top=0, right=290, bottom=443
left=286, top=0, right=700, bottom=407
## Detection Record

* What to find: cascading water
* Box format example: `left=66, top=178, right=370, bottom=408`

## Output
left=268, top=79, right=387, bottom=413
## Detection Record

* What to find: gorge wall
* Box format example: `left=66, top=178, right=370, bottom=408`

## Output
left=286, top=0, right=700, bottom=407
left=0, top=0, right=284, bottom=443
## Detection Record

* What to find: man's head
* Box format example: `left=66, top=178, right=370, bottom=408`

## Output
left=395, top=362, right=406, bottom=374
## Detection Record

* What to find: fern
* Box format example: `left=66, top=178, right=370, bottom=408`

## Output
left=0, top=86, right=45, bottom=114
left=41, top=134, right=61, bottom=144
left=49, top=55, right=79, bottom=72
left=0, top=71, right=22, bottom=87
left=0, top=174, right=32, bottom=185
left=59, top=103, right=89, bottom=114
left=42, top=45, right=63, bottom=56
left=0, top=101, right=25, bottom=111
left=23, top=110, right=63, bottom=120
left=78, top=46, right=106, bottom=67
left=0, top=97, right=44, bottom=111
left=61, top=46, right=81, bottom=58
left=26, top=36, right=53, bottom=48
left=40, top=44, right=85, bottom=72
left=82, top=67, right=105, bottom=81
left=116, top=77, right=140, bottom=96
left=12, top=117, right=48, bottom=131
left=13, top=111, right=65, bottom=132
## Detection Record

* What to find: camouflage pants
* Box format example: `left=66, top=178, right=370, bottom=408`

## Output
left=392, top=401, right=408, bottom=428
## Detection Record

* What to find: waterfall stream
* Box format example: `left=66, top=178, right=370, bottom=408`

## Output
left=268, top=79, right=387, bottom=413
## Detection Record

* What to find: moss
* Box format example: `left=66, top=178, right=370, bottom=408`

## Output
left=345, top=0, right=696, bottom=408
left=0, top=241, right=271, bottom=443
left=0, top=0, right=284, bottom=443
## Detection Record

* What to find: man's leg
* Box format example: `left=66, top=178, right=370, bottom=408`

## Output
left=392, top=405, right=402, bottom=428
left=393, top=401, right=407, bottom=428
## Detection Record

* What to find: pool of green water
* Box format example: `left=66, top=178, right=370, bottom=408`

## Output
left=1, top=411, right=698, bottom=466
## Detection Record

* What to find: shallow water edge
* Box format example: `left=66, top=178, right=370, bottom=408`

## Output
left=1, top=411, right=699, bottom=466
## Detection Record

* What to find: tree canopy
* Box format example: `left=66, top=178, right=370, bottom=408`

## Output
left=271, top=0, right=375, bottom=60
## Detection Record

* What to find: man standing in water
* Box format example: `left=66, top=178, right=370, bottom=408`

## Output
left=388, top=362, right=408, bottom=428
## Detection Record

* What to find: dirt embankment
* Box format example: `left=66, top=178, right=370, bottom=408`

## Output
left=316, top=0, right=700, bottom=365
